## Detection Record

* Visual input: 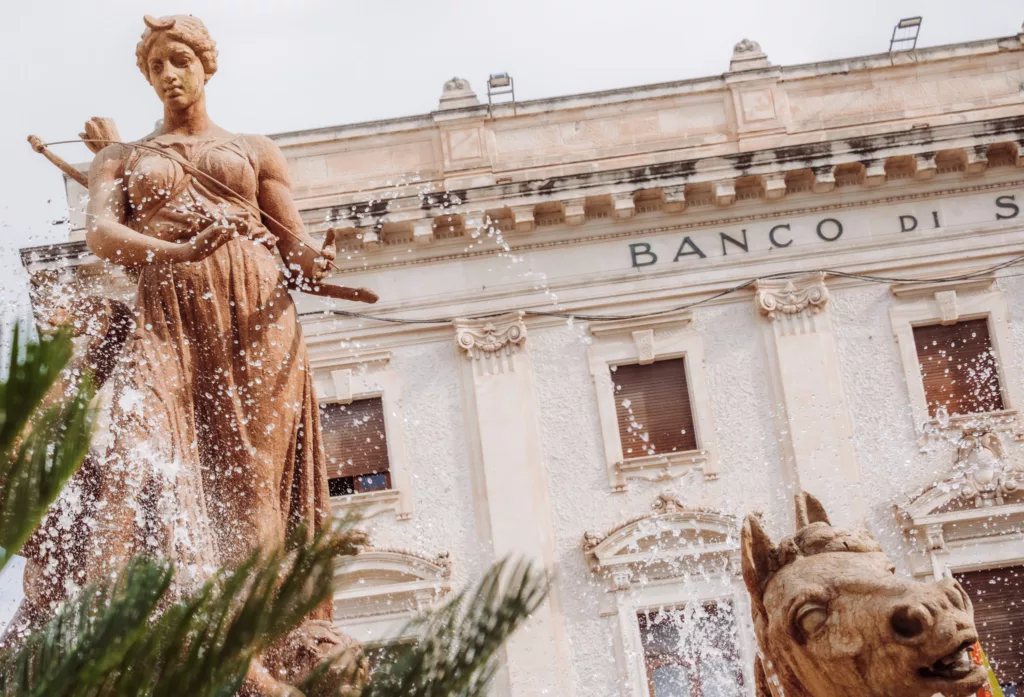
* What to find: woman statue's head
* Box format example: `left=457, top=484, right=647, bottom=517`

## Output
left=136, top=15, right=217, bottom=111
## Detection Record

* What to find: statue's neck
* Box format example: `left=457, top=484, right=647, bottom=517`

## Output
left=161, top=95, right=215, bottom=137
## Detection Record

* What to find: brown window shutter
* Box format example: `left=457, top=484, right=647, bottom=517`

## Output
left=320, top=398, right=391, bottom=480
left=612, top=358, right=697, bottom=458
left=955, top=566, right=1023, bottom=692
left=913, top=319, right=1003, bottom=417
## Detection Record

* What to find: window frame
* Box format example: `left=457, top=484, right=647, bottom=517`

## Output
left=588, top=311, right=719, bottom=491
left=635, top=597, right=748, bottom=697
left=582, top=500, right=753, bottom=697
left=889, top=279, right=1022, bottom=438
left=333, top=550, right=452, bottom=645
left=315, top=351, right=412, bottom=521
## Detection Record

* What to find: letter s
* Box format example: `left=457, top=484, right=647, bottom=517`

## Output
left=996, top=195, right=1020, bottom=220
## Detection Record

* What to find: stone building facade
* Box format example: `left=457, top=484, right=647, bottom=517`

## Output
left=24, top=25, right=1024, bottom=697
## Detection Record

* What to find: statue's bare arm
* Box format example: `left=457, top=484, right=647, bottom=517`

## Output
left=85, top=145, right=237, bottom=267
left=250, top=136, right=334, bottom=282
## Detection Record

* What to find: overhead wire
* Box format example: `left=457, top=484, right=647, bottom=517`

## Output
left=298, top=253, right=1024, bottom=325
left=41, top=138, right=337, bottom=269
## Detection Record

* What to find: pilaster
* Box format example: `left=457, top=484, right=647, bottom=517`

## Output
left=755, top=273, right=863, bottom=526
left=452, top=313, right=575, bottom=697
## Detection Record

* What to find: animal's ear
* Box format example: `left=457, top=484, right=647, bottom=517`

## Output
left=794, top=491, right=831, bottom=529
left=741, top=514, right=775, bottom=619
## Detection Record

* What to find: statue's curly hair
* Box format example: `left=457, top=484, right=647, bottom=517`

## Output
left=135, top=14, right=218, bottom=83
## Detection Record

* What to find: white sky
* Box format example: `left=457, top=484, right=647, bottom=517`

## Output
left=0, top=0, right=1021, bottom=308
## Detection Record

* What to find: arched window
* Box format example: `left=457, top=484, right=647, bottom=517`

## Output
left=582, top=496, right=751, bottom=697
left=334, top=549, right=452, bottom=647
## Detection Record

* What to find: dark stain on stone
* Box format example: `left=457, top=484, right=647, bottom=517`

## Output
left=420, top=188, right=469, bottom=211
left=731, top=152, right=755, bottom=173
left=770, top=142, right=833, bottom=165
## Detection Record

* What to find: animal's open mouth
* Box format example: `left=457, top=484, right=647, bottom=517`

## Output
left=918, top=641, right=976, bottom=681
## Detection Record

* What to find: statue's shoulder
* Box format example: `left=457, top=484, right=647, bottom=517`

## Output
left=238, top=133, right=282, bottom=157
left=89, top=142, right=131, bottom=179
left=239, top=133, right=289, bottom=179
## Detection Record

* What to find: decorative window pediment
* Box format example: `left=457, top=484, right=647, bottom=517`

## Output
left=334, top=549, right=452, bottom=636
left=583, top=496, right=738, bottom=590
left=896, top=432, right=1024, bottom=576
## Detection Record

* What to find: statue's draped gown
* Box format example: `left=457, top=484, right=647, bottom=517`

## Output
left=87, top=133, right=330, bottom=601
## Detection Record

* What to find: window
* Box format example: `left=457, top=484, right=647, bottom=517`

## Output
left=955, top=566, right=1023, bottom=695
left=587, top=311, right=719, bottom=490
left=613, top=358, right=697, bottom=459
left=582, top=499, right=750, bottom=697
left=638, top=601, right=745, bottom=697
left=322, top=397, right=391, bottom=497
left=913, top=319, right=1003, bottom=418
left=364, top=641, right=417, bottom=680
left=889, top=280, right=1023, bottom=434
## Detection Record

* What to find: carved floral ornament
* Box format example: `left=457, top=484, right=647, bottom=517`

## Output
left=755, top=272, right=830, bottom=320
left=454, top=312, right=527, bottom=360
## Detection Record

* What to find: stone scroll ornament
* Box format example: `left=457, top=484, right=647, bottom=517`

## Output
left=741, top=492, right=989, bottom=697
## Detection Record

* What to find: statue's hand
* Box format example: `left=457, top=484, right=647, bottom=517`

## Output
left=173, top=214, right=247, bottom=263
left=289, top=235, right=335, bottom=285
left=79, top=117, right=121, bottom=155
left=310, top=231, right=337, bottom=282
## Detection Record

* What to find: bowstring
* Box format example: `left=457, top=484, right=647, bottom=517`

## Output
left=42, top=138, right=339, bottom=271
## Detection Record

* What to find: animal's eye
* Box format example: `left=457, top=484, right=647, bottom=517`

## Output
left=795, top=604, right=828, bottom=638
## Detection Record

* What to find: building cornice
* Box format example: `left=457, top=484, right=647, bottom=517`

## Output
left=268, top=34, right=1024, bottom=148
left=293, top=115, right=1024, bottom=263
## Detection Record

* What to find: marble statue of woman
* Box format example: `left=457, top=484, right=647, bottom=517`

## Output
left=75, top=14, right=363, bottom=695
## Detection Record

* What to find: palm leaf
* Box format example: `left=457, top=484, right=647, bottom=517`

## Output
left=363, top=558, right=548, bottom=697
left=0, top=522, right=362, bottom=697
left=0, top=325, right=96, bottom=570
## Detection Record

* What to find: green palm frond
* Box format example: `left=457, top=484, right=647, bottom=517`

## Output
left=2, top=556, right=173, bottom=697
left=1, top=522, right=361, bottom=697
left=0, top=325, right=96, bottom=570
left=363, top=558, right=549, bottom=697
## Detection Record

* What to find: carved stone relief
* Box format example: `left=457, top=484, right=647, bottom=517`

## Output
left=755, top=272, right=830, bottom=320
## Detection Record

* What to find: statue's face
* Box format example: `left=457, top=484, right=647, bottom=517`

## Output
left=762, top=551, right=988, bottom=697
left=145, top=34, right=206, bottom=111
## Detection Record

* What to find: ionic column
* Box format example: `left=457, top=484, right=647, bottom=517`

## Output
left=453, top=312, right=575, bottom=697
left=755, top=273, right=864, bottom=526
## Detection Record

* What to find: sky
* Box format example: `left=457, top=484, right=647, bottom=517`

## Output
left=0, top=0, right=1021, bottom=309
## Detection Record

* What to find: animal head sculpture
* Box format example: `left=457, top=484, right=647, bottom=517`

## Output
left=741, top=493, right=987, bottom=697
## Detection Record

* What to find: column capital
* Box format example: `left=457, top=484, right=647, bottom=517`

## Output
left=756, top=272, right=829, bottom=320
left=454, top=312, right=527, bottom=360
